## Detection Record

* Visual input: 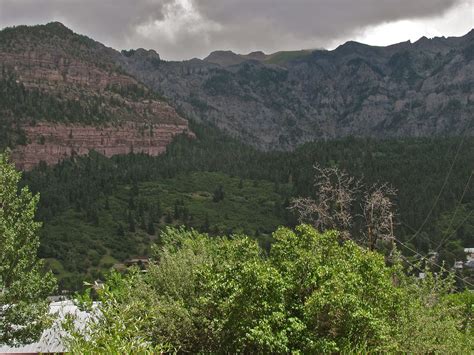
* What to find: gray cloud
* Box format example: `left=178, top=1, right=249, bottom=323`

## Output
left=0, top=0, right=171, bottom=46
left=0, top=0, right=468, bottom=60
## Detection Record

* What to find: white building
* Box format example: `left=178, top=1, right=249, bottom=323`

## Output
left=0, top=300, right=93, bottom=353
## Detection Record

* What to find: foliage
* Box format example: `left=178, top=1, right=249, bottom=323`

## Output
left=394, top=267, right=473, bottom=352
left=269, top=225, right=402, bottom=352
left=0, top=153, right=56, bottom=346
left=0, top=73, right=112, bottom=150
left=63, top=271, right=174, bottom=353
left=65, top=226, right=473, bottom=352
left=264, top=50, right=312, bottom=65
left=15, top=125, right=473, bottom=290
left=37, top=172, right=288, bottom=290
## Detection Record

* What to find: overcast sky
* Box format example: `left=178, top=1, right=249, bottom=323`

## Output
left=0, top=0, right=472, bottom=60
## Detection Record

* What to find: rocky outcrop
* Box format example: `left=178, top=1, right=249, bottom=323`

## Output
left=0, top=22, right=133, bottom=95
left=0, top=22, right=193, bottom=168
left=0, top=50, right=135, bottom=93
left=12, top=121, right=193, bottom=170
left=204, top=50, right=251, bottom=66
left=121, top=30, right=474, bottom=150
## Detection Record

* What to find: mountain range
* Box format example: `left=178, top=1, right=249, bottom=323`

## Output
left=120, top=29, right=474, bottom=150
left=0, top=22, right=473, bottom=166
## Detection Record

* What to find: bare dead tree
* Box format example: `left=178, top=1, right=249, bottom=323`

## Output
left=290, top=165, right=362, bottom=239
left=290, top=165, right=397, bottom=253
left=362, top=183, right=397, bottom=251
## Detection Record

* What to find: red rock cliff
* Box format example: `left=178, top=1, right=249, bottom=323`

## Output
left=12, top=121, right=194, bottom=170
left=0, top=23, right=194, bottom=170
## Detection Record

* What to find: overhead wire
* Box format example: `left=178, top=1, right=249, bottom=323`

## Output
left=405, top=133, right=468, bottom=244
left=434, top=171, right=473, bottom=252
left=393, top=237, right=474, bottom=288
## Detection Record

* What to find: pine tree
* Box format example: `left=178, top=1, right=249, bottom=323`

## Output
left=212, top=185, right=225, bottom=202
left=155, top=200, right=162, bottom=221
left=116, top=223, right=125, bottom=237
left=201, top=213, right=210, bottom=232
left=128, top=211, right=135, bottom=232
left=140, top=216, right=146, bottom=230
left=147, top=220, right=155, bottom=235
left=173, top=202, right=180, bottom=219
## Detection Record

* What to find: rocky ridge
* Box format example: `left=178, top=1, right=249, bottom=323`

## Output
left=120, top=30, right=474, bottom=150
left=0, top=22, right=192, bottom=168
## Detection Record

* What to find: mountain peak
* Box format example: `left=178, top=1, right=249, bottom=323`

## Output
left=44, top=21, right=69, bottom=30
left=245, top=51, right=267, bottom=60
left=204, top=50, right=245, bottom=66
left=122, top=48, right=161, bottom=60
left=463, top=28, right=474, bottom=40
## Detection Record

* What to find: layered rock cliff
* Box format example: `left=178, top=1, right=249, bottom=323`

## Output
left=12, top=121, right=192, bottom=170
left=0, top=22, right=192, bottom=168
left=2, top=23, right=473, bottom=155
left=120, top=30, right=474, bottom=150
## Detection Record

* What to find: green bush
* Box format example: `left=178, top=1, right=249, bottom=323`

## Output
left=65, top=225, right=473, bottom=352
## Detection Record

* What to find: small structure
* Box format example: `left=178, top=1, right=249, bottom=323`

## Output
left=123, top=257, right=150, bottom=268
left=464, top=248, right=474, bottom=262
left=465, top=260, right=474, bottom=269
left=0, top=300, right=94, bottom=353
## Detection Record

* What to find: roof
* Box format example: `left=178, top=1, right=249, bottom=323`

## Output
left=0, top=300, right=93, bottom=353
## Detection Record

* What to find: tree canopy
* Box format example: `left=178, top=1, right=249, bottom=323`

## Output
left=66, top=226, right=473, bottom=353
left=0, top=153, right=56, bottom=346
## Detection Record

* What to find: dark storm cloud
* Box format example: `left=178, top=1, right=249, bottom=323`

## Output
left=0, top=0, right=171, bottom=46
left=0, top=0, right=467, bottom=59
left=195, top=0, right=460, bottom=40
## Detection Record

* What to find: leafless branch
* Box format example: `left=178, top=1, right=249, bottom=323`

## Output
left=290, top=165, right=398, bottom=253
left=290, top=165, right=362, bottom=238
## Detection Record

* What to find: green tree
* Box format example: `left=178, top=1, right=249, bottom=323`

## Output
left=0, top=153, right=56, bottom=346
left=63, top=270, right=173, bottom=353
left=65, top=226, right=473, bottom=352
left=147, top=219, right=155, bottom=235
left=212, top=185, right=225, bottom=202
left=127, top=211, right=135, bottom=232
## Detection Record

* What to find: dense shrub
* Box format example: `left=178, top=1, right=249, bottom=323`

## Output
left=65, top=226, right=472, bottom=353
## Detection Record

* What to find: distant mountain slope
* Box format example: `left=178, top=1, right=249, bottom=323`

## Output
left=120, top=30, right=474, bottom=150
left=0, top=22, right=192, bottom=169
left=203, top=49, right=312, bottom=66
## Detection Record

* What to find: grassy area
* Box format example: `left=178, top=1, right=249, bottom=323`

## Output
left=40, top=172, right=291, bottom=290
left=264, top=50, right=312, bottom=64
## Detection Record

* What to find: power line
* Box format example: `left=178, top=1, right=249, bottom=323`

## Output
left=434, top=171, right=473, bottom=252
left=435, top=210, right=474, bottom=253
left=393, top=237, right=474, bottom=288
left=405, top=134, right=468, bottom=244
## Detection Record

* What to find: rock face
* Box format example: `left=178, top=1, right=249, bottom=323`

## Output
left=12, top=121, right=192, bottom=170
left=0, top=22, right=136, bottom=95
left=0, top=22, right=193, bottom=168
left=120, top=30, right=474, bottom=150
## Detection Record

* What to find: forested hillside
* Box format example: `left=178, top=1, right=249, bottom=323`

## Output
left=0, top=23, right=191, bottom=169
left=0, top=23, right=471, bottom=291
left=20, top=122, right=473, bottom=290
